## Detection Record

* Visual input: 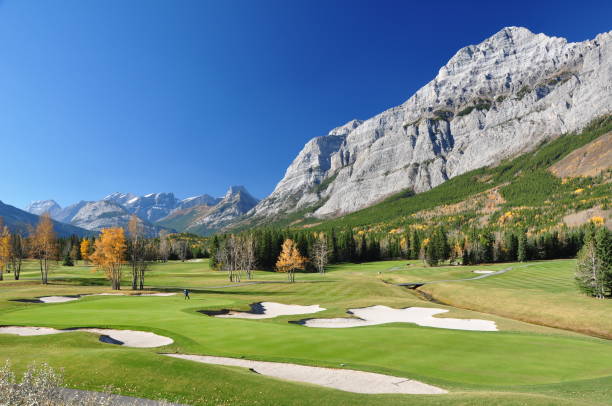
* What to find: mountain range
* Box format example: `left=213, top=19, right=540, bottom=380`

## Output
left=11, top=27, right=612, bottom=236
left=24, top=186, right=259, bottom=236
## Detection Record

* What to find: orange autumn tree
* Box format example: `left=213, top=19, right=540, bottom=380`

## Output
left=0, top=226, right=11, bottom=281
left=91, top=227, right=126, bottom=290
left=275, top=239, right=307, bottom=283
left=30, top=213, right=57, bottom=285
left=80, top=238, right=91, bottom=264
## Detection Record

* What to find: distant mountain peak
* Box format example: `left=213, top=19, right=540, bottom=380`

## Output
left=25, top=200, right=62, bottom=217
left=224, top=185, right=252, bottom=198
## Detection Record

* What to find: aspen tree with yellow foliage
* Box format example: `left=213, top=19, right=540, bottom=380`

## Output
left=0, top=226, right=11, bottom=281
left=276, top=239, right=307, bottom=283
left=80, top=239, right=91, bottom=264
left=91, top=227, right=126, bottom=290
left=30, top=213, right=56, bottom=284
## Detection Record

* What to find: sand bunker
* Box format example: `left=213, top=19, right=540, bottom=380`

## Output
left=211, top=302, right=325, bottom=319
left=164, top=354, right=447, bottom=395
left=15, top=292, right=177, bottom=303
left=298, top=305, right=497, bottom=331
left=0, top=326, right=173, bottom=348
left=39, top=296, right=81, bottom=303
left=473, top=270, right=495, bottom=274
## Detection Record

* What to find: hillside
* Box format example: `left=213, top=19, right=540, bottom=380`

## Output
left=0, top=200, right=93, bottom=237
left=259, top=115, right=611, bottom=233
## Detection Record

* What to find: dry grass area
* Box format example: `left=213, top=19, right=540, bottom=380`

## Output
left=563, top=206, right=612, bottom=229
left=550, top=132, right=612, bottom=178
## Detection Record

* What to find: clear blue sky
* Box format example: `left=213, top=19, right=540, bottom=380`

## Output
left=1, top=0, right=610, bottom=209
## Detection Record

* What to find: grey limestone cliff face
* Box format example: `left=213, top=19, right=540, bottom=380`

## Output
left=248, top=27, right=612, bottom=219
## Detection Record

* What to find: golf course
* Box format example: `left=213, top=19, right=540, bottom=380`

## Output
left=1, top=258, right=611, bottom=405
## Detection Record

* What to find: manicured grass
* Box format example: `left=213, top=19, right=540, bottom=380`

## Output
left=1, top=259, right=611, bottom=405
left=382, top=259, right=612, bottom=339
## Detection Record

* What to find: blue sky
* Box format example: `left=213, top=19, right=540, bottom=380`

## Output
left=0, top=0, right=610, bottom=209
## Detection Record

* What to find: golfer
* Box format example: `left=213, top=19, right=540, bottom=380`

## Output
left=183, top=289, right=190, bottom=300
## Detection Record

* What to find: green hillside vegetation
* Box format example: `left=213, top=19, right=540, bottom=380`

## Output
left=309, top=115, right=611, bottom=232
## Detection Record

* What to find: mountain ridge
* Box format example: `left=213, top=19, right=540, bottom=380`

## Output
left=241, top=26, right=612, bottom=226
left=26, top=186, right=259, bottom=236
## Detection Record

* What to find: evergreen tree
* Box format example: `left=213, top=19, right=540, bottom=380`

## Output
left=517, top=233, right=527, bottom=262
left=62, top=252, right=74, bottom=267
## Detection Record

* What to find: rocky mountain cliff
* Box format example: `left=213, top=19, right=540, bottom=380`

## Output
left=246, top=27, right=612, bottom=222
left=157, top=186, right=259, bottom=235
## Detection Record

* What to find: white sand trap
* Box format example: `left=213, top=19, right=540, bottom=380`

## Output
left=164, top=354, right=447, bottom=395
left=216, top=302, right=325, bottom=319
left=302, top=305, right=497, bottom=331
left=38, top=296, right=80, bottom=303
left=32, top=292, right=177, bottom=302
left=473, top=270, right=495, bottom=274
left=0, top=326, right=173, bottom=348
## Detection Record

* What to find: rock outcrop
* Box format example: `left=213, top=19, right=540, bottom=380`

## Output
left=247, top=27, right=612, bottom=221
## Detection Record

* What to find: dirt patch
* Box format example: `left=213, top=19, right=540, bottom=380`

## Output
left=550, top=132, right=612, bottom=178
left=563, top=207, right=612, bottom=229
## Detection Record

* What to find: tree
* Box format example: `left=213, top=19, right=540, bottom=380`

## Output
left=0, top=226, right=11, bottom=281
left=595, top=227, right=612, bottom=295
left=62, top=252, right=74, bottom=266
left=80, top=239, right=91, bottom=264
left=312, top=233, right=329, bottom=274
left=517, top=232, right=527, bottom=262
left=158, top=231, right=170, bottom=262
left=30, top=213, right=57, bottom=285
left=9, top=233, right=25, bottom=280
left=240, top=234, right=257, bottom=280
left=128, top=215, right=147, bottom=290
left=575, top=227, right=611, bottom=299
left=91, top=227, right=126, bottom=290
left=276, top=239, right=307, bottom=283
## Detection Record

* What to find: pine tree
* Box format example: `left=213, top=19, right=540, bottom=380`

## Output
left=594, top=227, right=612, bottom=296
left=517, top=233, right=527, bottom=262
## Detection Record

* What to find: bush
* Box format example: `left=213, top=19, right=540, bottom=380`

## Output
left=0, top=361, right=168, bottom=406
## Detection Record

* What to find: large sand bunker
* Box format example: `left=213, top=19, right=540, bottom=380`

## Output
left=204, top=302, right=325, bottom=319
left=0, top=326, right=173, bottom=348
left=298, top=305, right=497, bottom=331
left=164, top=354, right=447, bottom=395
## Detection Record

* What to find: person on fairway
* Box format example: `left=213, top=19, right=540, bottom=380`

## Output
left=183, top=289, right=190, bottom=300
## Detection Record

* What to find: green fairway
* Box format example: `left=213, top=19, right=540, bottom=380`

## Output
left=1, top=259, right=611, bottom=405
left=380, top=259, right=612, bottom=339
